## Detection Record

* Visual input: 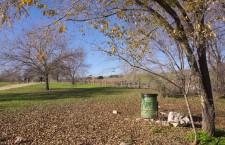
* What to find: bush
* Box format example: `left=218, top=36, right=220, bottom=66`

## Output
left=186, top=129, right=225, bottom=145
left=97, top=76, right=104, bottom=79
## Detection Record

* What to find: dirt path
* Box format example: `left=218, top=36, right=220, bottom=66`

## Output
left=0, top=83, right=37, bottom=91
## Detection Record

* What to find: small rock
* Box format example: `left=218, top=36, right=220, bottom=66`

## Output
left=124, top=118, right=129, bottom=121
left=172, top=122, right=180, bottom=127
left=135, top=118, right=141, bottom=122
left=155, top=120, right=161, bottom=124
left=120, top=142, right=130, bottom=145
left=183, top=116, right=190, bottom=123
left=159, top=112, right=167, bottom=115
left=14, top=136, right=26, bottom=144
left=113, top=110, right=118, bottom=114
left=168, top=111, right=190, bottom=127
left=180, top=120, right=185, bottom=125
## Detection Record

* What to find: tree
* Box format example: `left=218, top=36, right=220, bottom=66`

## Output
left=0, top=65, right=23, bottom=82
left=2, top=26, right=70, bottom=90
left=23, top=66, right=38, bottom=82
left=0, top=0, right=24, bottom=27
left=64, top=48, right=88, bottom=85
left=50, top=62, right=66, bottom=82
left=97, top=76, right=104, bottom=79
left=61, top=0, right=225, bottom=135
left=207, top=37, right=225, bottom=93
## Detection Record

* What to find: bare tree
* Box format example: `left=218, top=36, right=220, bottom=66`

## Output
left=64, top=48, right=87, bottom=85
left=2, top=26, right=70, bottom=90
left=0, top=65, right=23, bottom=82
left=207, top=37, right=225, bottom=93
left=22, top=66, right=43, bottom=82
left=50, top=63, right=66, bottom=82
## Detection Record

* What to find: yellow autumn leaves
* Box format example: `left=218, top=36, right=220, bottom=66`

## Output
left=18, top=0, right=33, bottom=9
left=36, top=48, right=45, bottom=63
left=59, top=26, right=67, bottom=33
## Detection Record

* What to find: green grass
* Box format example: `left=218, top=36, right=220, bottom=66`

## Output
left=187, top=129, right=225, bottom=145
left=0, top=82, right=15, bottom=87
left=0, top=82, right=133, bottom=110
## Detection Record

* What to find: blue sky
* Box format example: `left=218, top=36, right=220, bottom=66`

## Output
left=0, top=7, right=122, bottom=77
left=66, top=22, right=122, bottom=76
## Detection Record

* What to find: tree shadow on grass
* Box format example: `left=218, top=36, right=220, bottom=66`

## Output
left=0, top=87, right=129, bottom=102
left=168, top=94, right=184, bottom=98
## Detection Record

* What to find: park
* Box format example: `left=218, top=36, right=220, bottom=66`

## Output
left=0, top=0, right=225, bottom=144
left=0, top=81, right=225, bottom=144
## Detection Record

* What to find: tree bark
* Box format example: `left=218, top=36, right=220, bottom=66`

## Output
left=72, top=74, right=75, bottom=85
left=197, top=5, right=215, bottom=135
left=45, top=73, right=49, bottom=90
left=177, top=37, right=215, bottom=135
left=198, top=45, right=215, bottom=135
left=56, top=73, right=59, bottom=82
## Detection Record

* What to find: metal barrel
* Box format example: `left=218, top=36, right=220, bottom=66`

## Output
left=141, top=94, right=158, bottom=119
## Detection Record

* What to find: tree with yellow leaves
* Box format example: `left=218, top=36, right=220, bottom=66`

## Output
left=63, top=0, right=224, bottom=136
left=1, top=0, right=225, bottom=137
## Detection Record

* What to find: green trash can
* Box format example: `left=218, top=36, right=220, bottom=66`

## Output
left=141, top=94, right=158, bottom=119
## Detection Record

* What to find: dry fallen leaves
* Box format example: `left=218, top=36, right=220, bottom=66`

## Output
left=1, top=95, right=223, bottom=144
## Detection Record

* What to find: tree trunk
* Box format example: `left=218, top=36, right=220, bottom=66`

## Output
left=198, top=42, right=215, bottom=136
left=197, top=7, right=215, bottom=135
left=179, top=38, right=215, bottom=135
left=72, top=74, right=75, bottom=85
left=198, top=59, right=215, bottom=135
left=56, top=73, right=59, bottom=82
left=45, top=73, right=50, bottom=90
left=200, top=91, right=215, bottom=135
left=72, top=78, right=75, bottom=85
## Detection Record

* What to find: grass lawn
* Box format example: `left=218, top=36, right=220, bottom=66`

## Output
left=0, top=82, right=132, bottom=110
left=0, top=82, right=225, bottom=144
left=0, top=82, right=15, bottom=87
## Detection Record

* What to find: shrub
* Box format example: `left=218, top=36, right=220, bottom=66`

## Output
left=97, top=76, right=104, bottom=79
left=186, top=129, right=225, bottom=145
